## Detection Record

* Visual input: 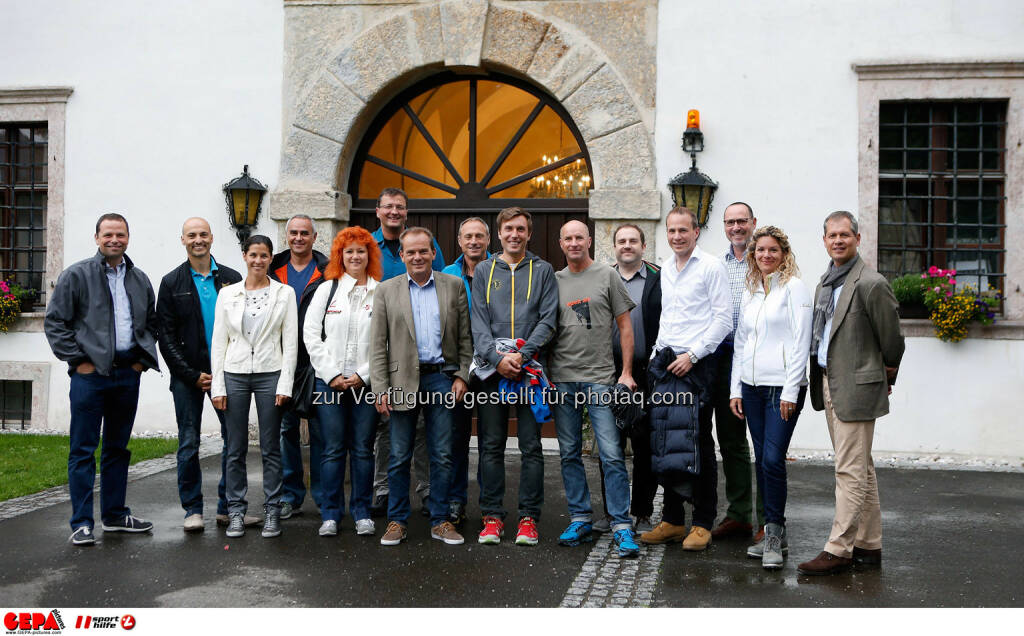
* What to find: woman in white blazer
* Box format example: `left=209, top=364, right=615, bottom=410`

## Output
left=728, top=226, right=812, bottom=570
left=303, top=227, right=381, bottom=538
left=211, top=235, right=297, bottom=539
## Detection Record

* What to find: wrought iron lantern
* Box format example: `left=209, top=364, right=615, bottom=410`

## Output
left=222, top=165, right=267, bottom=244
left=668, top=110, right=718, bottom=228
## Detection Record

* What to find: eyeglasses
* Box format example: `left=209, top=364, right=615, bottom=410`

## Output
left=724, top=218, right=751, bottom=227
left=378, top=204, right=407, bottom=211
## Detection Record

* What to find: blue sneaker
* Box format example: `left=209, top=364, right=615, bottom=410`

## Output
left=558, top=520, right=594, bottom=546
left=614, top=528, right=640, bottom=558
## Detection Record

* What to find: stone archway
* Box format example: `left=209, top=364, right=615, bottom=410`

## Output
left=272, top=0, right=660, bottom=263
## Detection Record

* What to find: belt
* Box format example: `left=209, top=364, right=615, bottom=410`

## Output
left=419, top=363, right=443, bottom=374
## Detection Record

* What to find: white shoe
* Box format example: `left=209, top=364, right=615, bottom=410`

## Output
left=183, top=513, right=204, bottom=533
left=355, top=518, right=375, bottom=536
left=318, top=520, right=338, bottom=536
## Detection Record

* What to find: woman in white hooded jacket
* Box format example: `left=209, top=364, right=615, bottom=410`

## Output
left=728, top=225, right=812, bottom=570
left=211, top=234, right=297, bottom=540
left=302, top=227, right=381, bottom=538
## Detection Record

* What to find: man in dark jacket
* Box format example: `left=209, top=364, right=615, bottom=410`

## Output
left=269, top=214, right=329, bottom=519
left=157, top=217, right=247, bottom=532
left=44, top=213, right=160, bottom=546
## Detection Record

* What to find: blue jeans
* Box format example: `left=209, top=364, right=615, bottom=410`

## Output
left=315, top=378, right=377, bottom=521
left=387, top=372, right=454, bottom=526
left=67, top=367, right=140, bottom=530
left=553, top=382, right=632, bottom=530
left=741, top=383, right=807, bottom=526
left=170, top=375, right=228, bottom=516
left=280, top=405, right=323, bottom=509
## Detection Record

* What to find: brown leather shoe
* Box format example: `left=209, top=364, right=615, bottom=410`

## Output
left=431, top=521, right=465, bottom=545
left=752, top=525, right=765, bottom=544
left=379, top=521, right=407, bottom=546
left=639, top=521, right=688, bottom=544
left=711, top=517, right=753, bottom=539
left=216, top=513, right=261, bottom=527
left=682, top=526, right=712, bottom=551
left=852, top=546, right=882, bottom=566
left=797, top=551, right=852, bottom=575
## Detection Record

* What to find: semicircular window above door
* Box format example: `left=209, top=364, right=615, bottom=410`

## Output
left=352, top=74, right=593, bottom=201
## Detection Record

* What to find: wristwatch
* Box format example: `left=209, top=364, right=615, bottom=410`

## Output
left=687, top=351, right=699, bottom=365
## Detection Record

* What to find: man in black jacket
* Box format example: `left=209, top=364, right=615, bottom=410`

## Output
left=157, top=217, right=247, bottom=532
left=44, top=213, right=160, bottom=546
left=269, top=215, right=329, bottom=518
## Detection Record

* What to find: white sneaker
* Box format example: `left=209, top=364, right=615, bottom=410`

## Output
left=355, top=518, right=375, bottom=536
left=183, top=513, right=204, bottom=533
left=318, top=520, right=338, bottom=537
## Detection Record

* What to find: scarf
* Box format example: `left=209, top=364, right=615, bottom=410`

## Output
left=811, top=254, right=859, bottom=355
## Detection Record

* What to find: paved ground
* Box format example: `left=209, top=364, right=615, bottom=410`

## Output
left=0, top=448, right=1022, bottom=607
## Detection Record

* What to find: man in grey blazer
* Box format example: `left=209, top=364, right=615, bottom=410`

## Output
left=798, top=211, right=905, bottom=576
left=369, top=227, right=473, bottom=547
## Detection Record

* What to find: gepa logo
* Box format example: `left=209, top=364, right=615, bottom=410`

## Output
left=3, top=610, right=65, bottom=633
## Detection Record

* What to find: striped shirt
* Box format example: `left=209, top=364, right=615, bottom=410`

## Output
left=722, top=248, right=748, bottom=343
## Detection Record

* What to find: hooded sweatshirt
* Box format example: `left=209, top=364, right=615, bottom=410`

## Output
left=470, top=251, right=558, bottom=369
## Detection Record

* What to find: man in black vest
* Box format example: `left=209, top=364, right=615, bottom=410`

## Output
left=157, top=217, right=246, bottom=532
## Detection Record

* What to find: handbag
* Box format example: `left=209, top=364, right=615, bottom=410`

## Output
left=289, top=279, right=340, bottom=418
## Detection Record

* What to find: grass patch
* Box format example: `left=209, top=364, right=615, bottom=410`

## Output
left=0, top=434, right=179, bottom=502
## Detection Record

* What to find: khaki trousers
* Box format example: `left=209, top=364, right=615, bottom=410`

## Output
left=822, top=376, right=882, bottom=557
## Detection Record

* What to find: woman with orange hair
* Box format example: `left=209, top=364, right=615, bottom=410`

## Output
left=303, top=227, right=382, bottom=537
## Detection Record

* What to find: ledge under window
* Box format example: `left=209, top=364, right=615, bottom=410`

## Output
left=900, top=318, right=1024, bottom=340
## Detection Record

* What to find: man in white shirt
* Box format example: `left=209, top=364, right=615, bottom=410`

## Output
left=639, top=207, right=732, bottom=552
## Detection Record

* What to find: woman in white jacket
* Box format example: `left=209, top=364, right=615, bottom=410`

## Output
left=211, top=235, right=297, bottom=539
left=728, top=226, right=812, bottom=569
left=303, top=227, right=381, bottom=538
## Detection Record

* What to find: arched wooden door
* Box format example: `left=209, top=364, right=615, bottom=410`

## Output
left=347, top=72, right=593, bottom=267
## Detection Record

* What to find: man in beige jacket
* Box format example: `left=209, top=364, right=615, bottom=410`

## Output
left=798, top=211, right=905, bottom=576
left=369, top=227, right=473, bottom=547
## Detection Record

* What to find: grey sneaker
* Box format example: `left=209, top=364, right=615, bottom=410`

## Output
left=279, top=502, right=294, bottom=520
left=318, top=520, right=338, bottom=536
left=592, top=515, right=612, bottom=533
left=746, top=537, right=764, bottom=558
left=355, top=518, right=375, bottom=536
left=762, top=522, right=787, bottom=570
left=633, top=516, right=654, bottom=534
left=262, top=511, right=281, bottom=538
left=226, top=513, right=245, bottom=538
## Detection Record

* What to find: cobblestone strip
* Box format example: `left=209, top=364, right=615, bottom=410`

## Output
left=0, top=438, right=222, bottom=522
left=559, top=486, right=665, bottom=608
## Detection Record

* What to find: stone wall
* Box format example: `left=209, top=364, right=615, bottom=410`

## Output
left=276, top=0, right=661, bottom=263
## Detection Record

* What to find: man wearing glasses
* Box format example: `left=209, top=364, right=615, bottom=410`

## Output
left=369, top=188, right=446, bottom=517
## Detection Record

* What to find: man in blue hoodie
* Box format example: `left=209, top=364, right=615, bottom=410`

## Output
left=441, top=217, right=491, bottom=527
left=471, top=207, right=558, bottom=546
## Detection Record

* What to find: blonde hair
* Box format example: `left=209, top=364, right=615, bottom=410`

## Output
left=744, top=225, right=799, bottom=293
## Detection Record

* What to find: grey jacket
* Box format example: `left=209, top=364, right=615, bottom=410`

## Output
left=44, top=251, right=160, bottom=376
left=470, top=251, right=558, bottom=368
left=809, top=257, right=904, bottom=422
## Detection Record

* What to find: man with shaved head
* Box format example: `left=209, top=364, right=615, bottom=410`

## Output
left=548, top=219, right=641, bottom=558
left=157, top=217, right=244, bottom=532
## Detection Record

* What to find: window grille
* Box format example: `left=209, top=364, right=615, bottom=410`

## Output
left=0, top=123, right=48, bottom=307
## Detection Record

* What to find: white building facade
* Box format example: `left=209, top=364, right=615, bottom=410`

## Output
left=2, top=0, right=1022, bottom=461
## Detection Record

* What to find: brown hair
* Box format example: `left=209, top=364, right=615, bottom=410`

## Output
left=744, top=225, right=800, bottom=292
left=613, top=223, right=646, bottom=245
left=495, top=206, right=532, bottom=233
left=666, top=206, right=698, bottom=230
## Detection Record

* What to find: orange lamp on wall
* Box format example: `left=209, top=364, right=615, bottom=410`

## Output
left=668, top=109, right=718, bottom=227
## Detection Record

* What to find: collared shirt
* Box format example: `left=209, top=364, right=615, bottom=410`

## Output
left=611, top=263, right=647, bottom=364
left=190, top=257, right=220, bottom=352
left=407, top=273, right=444, bottom=364
left=817, top=284, right=843, bottom=368
left=104, top=259, right=135, bottom=353
left=655, top=245, right=732, bottom=360
left=722, top=247, right=748, bottom=342
left=372, top=227, right=446, bottom=281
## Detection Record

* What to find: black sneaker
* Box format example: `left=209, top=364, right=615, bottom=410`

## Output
left=447, top=502, right=467, bottom=528
left=101, top=515, right=153, bottom=533
left=262, top=511, right=281, bottom=538
left=70, top=526, right=95, bottom=546
left=370, top=493, right=388, bottom=518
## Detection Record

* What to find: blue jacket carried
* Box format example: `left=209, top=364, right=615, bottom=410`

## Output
left=647, top=347, right=712, bottom=477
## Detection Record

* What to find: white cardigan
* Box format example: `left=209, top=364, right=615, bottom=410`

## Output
left=210, top=278, right=298, bottom=399
left=303, top=273, right=378, bottom=385
left=730, top=272, right=813, bottom=403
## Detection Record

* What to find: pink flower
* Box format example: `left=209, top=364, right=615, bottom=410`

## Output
left=949, top=269, right=957, bottom=276
left=946, top=291, right=953, bottom=297
left=0, top=282, right=8, bottom=293
left=933, top=286, right=941, bottom=293
left=921, top=274, right=927, bottom=279
left=948, top=278, right=956, bottom=284
left=928, top=266, right=939, bottom=276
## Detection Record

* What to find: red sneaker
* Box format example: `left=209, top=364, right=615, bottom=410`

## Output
left=515, top=517, right=539, bottom=546
left=478, top=516, right=504, bottom=544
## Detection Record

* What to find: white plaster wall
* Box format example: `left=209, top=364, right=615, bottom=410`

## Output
left=1, top=0, right=283, bottom=432
left=655, top=0, right=1024, bottom=458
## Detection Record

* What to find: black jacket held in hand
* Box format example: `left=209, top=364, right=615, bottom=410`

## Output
left=647, top=347, right=712, bottom=477
left=44, top=251, right=160, bottom=376
left=156, top=258, right=242, bottom=387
